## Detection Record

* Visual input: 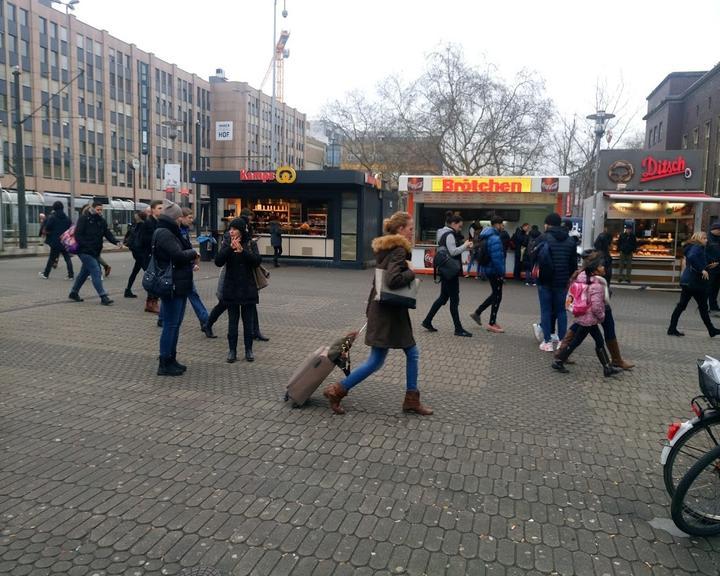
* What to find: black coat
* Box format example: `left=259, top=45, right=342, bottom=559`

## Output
left=75, top=210, right=119, bottom=257
left=43, top=209, right=71, bottom=251
left=535, top=226, right=577, bottom=289
left=706, top=233, right=720, bottom=273
left=617, top=232, right=637, bottom=255
left=214, top=238, right=262, bottom=305
left=152, top=216, right=197, bottom=297
left=138, top=216, right=159, bottom=259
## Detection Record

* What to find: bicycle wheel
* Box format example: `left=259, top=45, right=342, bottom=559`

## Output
left=671, top=443, right=720, bottom=536
left=663, top=412, right=720, bottom=495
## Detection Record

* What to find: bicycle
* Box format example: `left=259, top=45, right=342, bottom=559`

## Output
left=661, top=360, right=720, bottom=496
left=670, top=442, right=720, bottom=536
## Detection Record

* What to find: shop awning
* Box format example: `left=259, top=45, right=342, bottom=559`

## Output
left=603, top=192, right=720, bottom=203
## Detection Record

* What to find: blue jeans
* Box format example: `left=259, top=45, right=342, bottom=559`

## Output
left=159, top=296, right=187, bottom=358
left=72, top=253, right=107, bottom=297
left=538, top=285, right=567, bottom=343
left=160, top=283, right=207, bottom=325
left=341, top=345, right=420, bottom=391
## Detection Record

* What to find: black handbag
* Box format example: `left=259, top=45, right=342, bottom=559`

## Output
left=433, top=247, right=461, bottom=281
left=142, top=239, right=174, bottom=298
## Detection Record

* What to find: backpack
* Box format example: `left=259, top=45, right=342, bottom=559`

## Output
left=566, top=280, right=590, bottom=316
left=59, top=224, right=78, bottom=254
left=531, top=238, right=555, bottom=283
left=124, top=222, right=142, bottom=252
left=433, top=230, right=461, bottom=282
left=476, top=237, right=491, bottom=266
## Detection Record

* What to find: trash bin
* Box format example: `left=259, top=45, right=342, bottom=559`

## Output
left=198, top=234, right=217, bottom=262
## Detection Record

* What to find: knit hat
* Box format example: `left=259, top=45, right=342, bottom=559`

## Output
left=162, top=200, right=182, bottom=220
left=227, top=217, right=247, bottom=232
left=544, top=212, right=561, bottom=227
left=711, top=221, right=720, bottom=231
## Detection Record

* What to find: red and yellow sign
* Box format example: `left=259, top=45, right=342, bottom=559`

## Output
left=431, top=177, right=532, bottom=193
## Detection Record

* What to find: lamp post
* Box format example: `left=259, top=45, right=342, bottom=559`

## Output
left=12, top=67, right=27, bottom=248
left=587, top=110, right=615, bottom=242
left=162, top=119, right=182, bottom=203
left=270, top=0, right=288, bottom=170
left=54, top=0, right=79, bottom=222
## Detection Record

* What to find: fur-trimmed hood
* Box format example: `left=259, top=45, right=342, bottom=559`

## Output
left=371, top=234, right=412, bottom=254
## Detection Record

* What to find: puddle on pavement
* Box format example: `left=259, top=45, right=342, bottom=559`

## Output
left=648, top=517, right=689, bottom=538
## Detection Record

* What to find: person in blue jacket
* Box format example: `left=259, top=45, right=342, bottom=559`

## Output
left=668, top=231, right=720, bottom=337
left=470, top=215, right=506, bottom=333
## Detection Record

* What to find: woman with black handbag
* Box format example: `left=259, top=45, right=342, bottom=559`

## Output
left=668, top=231, right=720, bottom=337
left=215, top=218, right=262, bottom=363
left=322, top=211, right=432, bottom=416
left=152, top=201, right=199, bottom=376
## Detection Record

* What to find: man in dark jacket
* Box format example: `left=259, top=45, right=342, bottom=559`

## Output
left=511, top=223, right=529, bottom=280
left=470, top=216, right=506, bottom=332
left=533, top=212, right=578, bottom=351
left=139, top=200, right=163, bottom=314
left=617, top=225, right=637, bottom=283
left=707, top=222, right=720, bottom=313
left=39, top=201, right=74, bottom=279
left=69, top=200, right=122, bottom=305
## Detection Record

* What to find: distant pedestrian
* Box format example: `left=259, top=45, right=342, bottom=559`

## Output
left=667, top=232, right=720, bottom=338
left=532, top=213, right=578, bottom=352
left=465, top=221, right=483, bottom=278
left=215, top=217, right=262, bottom=363
left=551, top=255, right=621, bottom=377
left=422, top=214, right=473, bottom=336
left=617, top=225, right=637, bottom=283
left=512, top=223, right=529, bottom=281
left=139, top=200, right=164, bottom=314
left=240, top=208, right=269, bottom=342
left=322, top=211, right=432, bottom=416
left=524, top=225, right=541, bottom=286
left=179, top=208, right=210, bottom=332
left=270, top=220, right=283, bottom=267
left=69, top=200, right=122, bottom=305
left=469, top=215, right=506, bottom=333
left=593, top=229, right=614, bottom=287
left=706, top=222, right=720, bottom=314
left=39, top=201, right=74, bottom=280
left=153, top=200, right=199, bottom=376
left=123, top=211, right=146, bottom=298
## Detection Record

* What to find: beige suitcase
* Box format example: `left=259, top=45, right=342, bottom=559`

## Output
left=285, top=345, right=336, bottom=407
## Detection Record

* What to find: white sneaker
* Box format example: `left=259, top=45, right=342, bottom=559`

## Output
left=38, top=272, right=48, bottom=279
left=551, top=334, right=560, bottom=344
left=539, top=341, right=555, bottom=352
left=532, top=323, right=543, bottom=343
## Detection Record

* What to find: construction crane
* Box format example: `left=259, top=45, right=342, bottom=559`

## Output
left=260, top=30, right=290, bottom=102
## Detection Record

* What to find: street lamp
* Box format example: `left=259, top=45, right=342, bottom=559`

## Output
left=587, top=110, right=615, bottom=242
left=162, top=119, right=182, bottom=203
left=53, top=0, right=79, bottom=223
left=270, top=0, right=288, bottom=170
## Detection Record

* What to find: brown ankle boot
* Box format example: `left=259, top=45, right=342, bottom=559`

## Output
left=145, top=297, right=160, bottom=314
left=554, top=328, right=575, bottom=364
left=402, top=391, right=433, bottom=415
left=606, top=338, right=634, bottom=370
left=322, top=382, right=348, bottom=414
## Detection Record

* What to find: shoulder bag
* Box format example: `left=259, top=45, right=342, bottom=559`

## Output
left=374, top=268, right=420, bottom=309
left=142, top=235, right=174, bottom=298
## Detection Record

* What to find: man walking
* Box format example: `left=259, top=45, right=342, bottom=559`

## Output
left=470, top=215, right=506, bottom=332
left=707, top=222, right=720, bottom=314
left=617, top=224, right=637, bottom=283
left=422, top=214, right=473, bottom=336
left=139, top=200, right=163, bottom=314
left=511, top=223, right=529, bottom=281
left=533, top=212, right=577, bottom=351
left=69, top=199, right=122, bottom=305
left=39, top=201, right=74, bottom=280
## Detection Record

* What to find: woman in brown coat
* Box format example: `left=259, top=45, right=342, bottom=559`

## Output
left=323, top=212, right=432, bottom=416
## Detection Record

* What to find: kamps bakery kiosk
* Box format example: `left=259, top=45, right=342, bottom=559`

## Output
left=399, top=174, right=569, bottom=274
left=583, top=149, right=720, bottom=285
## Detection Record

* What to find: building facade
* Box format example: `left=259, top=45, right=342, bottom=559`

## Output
left=0, top=0, right=307, bottom=217
left=645, top=65, right=720, bottom=200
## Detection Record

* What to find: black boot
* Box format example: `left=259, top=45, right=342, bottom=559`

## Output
left=124, top=288, right=137, bottom=298
left=158, top=356, right=183, bottom=376
left=100, top=295, right=114, bottom=306
left=552, top=344, right=570, bottom=373
left=201, top=323, right=217, bottom=338
left=245, top=349, right=255, bottom=362
left=254, top=333, right=270, bottom=342
left=226, top=349, right=237, bottom=363
left=596, top=347, right=621, bottom=377
left=169, top=355, right=187, bottom=373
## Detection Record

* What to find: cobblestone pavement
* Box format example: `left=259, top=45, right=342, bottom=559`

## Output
left=1, top=252, right=719, bottom=576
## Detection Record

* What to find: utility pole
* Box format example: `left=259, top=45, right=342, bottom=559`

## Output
left=195, top=120, right=201, bottom=236
left=13, top=67, right=27, bottom=249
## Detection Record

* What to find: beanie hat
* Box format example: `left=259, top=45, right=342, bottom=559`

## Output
left=544, top=212, right=561, bottom=227
left=162, top=200, right=182, bottom=220
left=711, top=221, right=720, bottom=231
left=228, top=217, right=247, bottom=232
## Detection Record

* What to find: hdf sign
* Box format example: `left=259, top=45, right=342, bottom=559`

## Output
left=215, top=121, right=233, bottom=141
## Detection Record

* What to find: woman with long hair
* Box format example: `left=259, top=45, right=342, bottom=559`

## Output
left=668, top=231, right=720, bottom=337
left=323, top=211, right=432, bottom=416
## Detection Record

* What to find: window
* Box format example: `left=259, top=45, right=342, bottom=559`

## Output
left=693, top=128, right=699, bottom=146
left=706, top=121, right=712, bottom=141
left=39, top=16, right=47, bottom=35
left=19, top=8, right=27, bottom=27
left=682, top=134, right=688, bottom=149
left=658, top=122, right=663, bottom=142
left=7, top=3, right=15, bottom=22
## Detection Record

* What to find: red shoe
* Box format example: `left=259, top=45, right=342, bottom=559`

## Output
left=486, top=324, right=505, bottom=333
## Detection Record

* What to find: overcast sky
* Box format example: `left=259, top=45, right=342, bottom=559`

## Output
left=74, top=0, right=719, bottom=135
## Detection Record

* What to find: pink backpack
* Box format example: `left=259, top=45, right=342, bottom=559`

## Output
left=60, top=224, right=78, bottom=254
left=566, top=280, right=590, bottom=316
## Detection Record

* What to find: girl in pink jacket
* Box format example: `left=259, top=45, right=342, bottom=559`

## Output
left=551, top=257, right=622, bottom=377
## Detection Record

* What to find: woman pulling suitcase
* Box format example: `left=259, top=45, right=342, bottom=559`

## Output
left=322, top=211, right=432, bottom=416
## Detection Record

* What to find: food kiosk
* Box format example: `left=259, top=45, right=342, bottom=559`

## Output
left=398, top=174, right=569, bottom=274
left=190, top=168, right=392, bottom=268
left=583, top=149, right=720, bottom=285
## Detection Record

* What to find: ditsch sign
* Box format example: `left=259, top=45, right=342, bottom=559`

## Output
left=239, top=166, right=297, bottom=184
left=640, top=155, right=692, bottom=183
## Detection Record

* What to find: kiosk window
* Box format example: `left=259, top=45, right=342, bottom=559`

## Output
left=341, top=192, right=357, bottom=261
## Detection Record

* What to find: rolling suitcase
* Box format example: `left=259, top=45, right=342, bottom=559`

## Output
left=285, top=323, right=367, bottom=407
